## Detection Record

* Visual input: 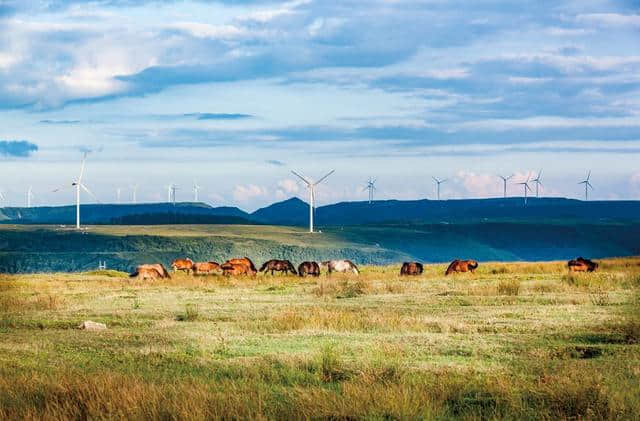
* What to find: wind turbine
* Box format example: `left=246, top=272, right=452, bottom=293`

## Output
left=498, top=174, right=513, bottom=198
left=54, top=152, right=99, bottom=229
left=116, top=187, right=122, bottom=204
left=532, top=170, right=543, bottom=198
left=516, top=173, right=532, bottom=206
left=193, top=180, right=201, bottom=202
left=0, top=189, right=5, bottom=207
left=171, top=184, right=178, bottom=205
left=579, top=170, right=593, bottom=201
left=432, top=177, right=447, bottom=201
left=131, top=184, right=138, bottom=204
left=291, top=169, right=334, bottom=233
left=27, top=186, right=35, bottom=208
left=165, top=184, right=173, bottom=203
left=363, top=178, right=376, bottom=204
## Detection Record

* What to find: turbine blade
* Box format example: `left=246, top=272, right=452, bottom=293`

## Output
left=80, top=184, right=100, bottom=203
left=588, top=182, right=593, bottom=189
left=78, top=152, right=87, bottom=182
left=291, top=170, right=310, bottom=186
left=587, top=170, right=591, bottom=181
left=314, top=170, right=334, bottom=186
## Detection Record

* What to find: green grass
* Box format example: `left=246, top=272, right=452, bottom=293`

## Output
left=0, top=258, right=639, bottom=419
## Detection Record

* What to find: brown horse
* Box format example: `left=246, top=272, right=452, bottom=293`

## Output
left=171, top=258, right=194, bottom=274
left=445, top=259, right=478, bottom=275
left=226, top=257, right=257, bottom=274
left=193, top=261, right=222, bottom=275
left=130, top=263, right=171, bottom=280
left=400, top=262, right=423, bottom=276
left=260, top=259, right=297, bottom=275
left=568, top=257, right=598, bottom=272
left=221, top=262, right=253, bottom=276
left=298, top=261, right=320, bottom=277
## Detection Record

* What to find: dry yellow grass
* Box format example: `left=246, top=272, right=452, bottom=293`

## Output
left=0, top=257, right=638, bottom=419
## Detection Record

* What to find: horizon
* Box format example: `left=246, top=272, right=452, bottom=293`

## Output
left=2, top=194, right=639, bottom=215
left=1, top=1, right=639, bottom=209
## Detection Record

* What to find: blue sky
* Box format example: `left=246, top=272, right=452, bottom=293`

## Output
left=0, top=0, right=639, bottom=210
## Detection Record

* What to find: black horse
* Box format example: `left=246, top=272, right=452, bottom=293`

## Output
left=259, top=259, right=297, bottom=275
left=298, top=261, right=320, bottom=277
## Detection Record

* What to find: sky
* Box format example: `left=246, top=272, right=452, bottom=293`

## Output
left=0, top=0, right=639, bottom=211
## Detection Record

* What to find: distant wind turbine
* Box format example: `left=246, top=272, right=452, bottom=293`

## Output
left=432, top=177, right=447, bottom=201
left=171, top=184, right=178, bottom=205
left=116, top=187, right=122, bottom=204
left=27, top=186, right=35, bottom=208
left=131, top=184, right=138, bottom=204
left=532, top=170, right=543, bottom=198
left=291, top=169, right=334, bottom=233
left=363, top=177, right=376, bottom=204
left=579, top=170, right=593, bottom=201
left=193, top=180, right=201, bottom=202
left=0, top=189, right=5, bottom=207
left=53, top=152, right=99, bottom=229
left=497, top=174, right=513, bottom=198
left=516, top=173, right=532, bottom=206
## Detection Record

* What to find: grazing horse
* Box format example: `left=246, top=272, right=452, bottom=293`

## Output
left=322, top=260, right=359, bottom=275
left=568, top=257, right=598, bottom=272
left=400, top=262, right=423, bottom=276
left=445, top=259, right=478, bottom=276
left=193, top=261, right=222, bottom=275
left=260, top=259, right=297, bottom=275
left=221, top=262, right=253, bottom=276
left=298, top=261, right=321, bottom=277
left=226, top=257, right=257, bottom=274
left=171, top=258, right=194, bottom=274
left=130, top=263, right=171, bottom=280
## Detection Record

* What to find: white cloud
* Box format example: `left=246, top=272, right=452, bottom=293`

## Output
left=232, top=184, right=268, bottom=203
left=165, top=22, right=245, bottom=39
left=277, top=178, right=300, bottom=195
left=577, top=13, right=640, bottom=27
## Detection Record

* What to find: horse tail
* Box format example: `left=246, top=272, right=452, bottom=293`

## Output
left=129, top=271, right=138, bottom=278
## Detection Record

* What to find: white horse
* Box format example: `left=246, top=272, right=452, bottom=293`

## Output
left=322, top=260, right=359, bottom=275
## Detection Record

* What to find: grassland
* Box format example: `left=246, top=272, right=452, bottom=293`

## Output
left=1, top=258, right=639, bottom=419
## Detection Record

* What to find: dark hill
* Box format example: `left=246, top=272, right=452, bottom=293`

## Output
left=0, top=202, right=250, bottom=225
left=251, top=197, right=309, bottom=225
left=251, top=197, right=640, bottom=226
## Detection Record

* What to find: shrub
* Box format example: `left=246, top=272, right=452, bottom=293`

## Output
left=176, top=304, right=199, bottom=321
left=589, top=291, right=610, bottom=306
left=497, top=280, right=520, bottom=296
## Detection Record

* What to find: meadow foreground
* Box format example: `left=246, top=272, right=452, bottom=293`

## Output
left=1, top=259, right=639, bottom=419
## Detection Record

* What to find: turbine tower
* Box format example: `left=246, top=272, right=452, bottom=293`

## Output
left=193, top=180, right=201, bottom=202
left=532, top=170, right=543, bottom=198
left=497, top=174, right=513, bottom=198
left=0, top=189, right=5, bottom=207
left=27, top=186, right=34, bottom=208
left=171, top=184, right=178, bottom=205
left=516, top=173, right=532, bottom=206
left=116, top=187, right=122, bottom=204
left=432, top=177, right=447, bottom=201
left=291, top=169, right=334, bottom=233
left=363, top=178, right=376, bottom=204
left=131, top=184, right=138, bottom=204
left=54, top=153, right=98, bottom=229
left=579, top=170, right=593, bottom=201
